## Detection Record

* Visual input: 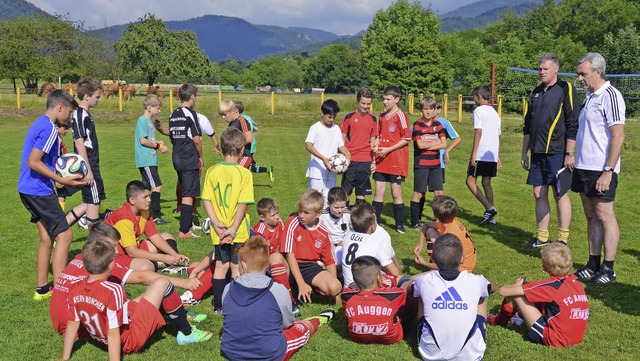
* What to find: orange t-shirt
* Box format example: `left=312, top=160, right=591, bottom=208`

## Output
left=436, top=219, right=476, bottom=272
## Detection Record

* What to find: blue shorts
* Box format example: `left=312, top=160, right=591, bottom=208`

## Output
left=527, top=315, right=548, bottom=345
left=527, top=153, right=564, bottom=186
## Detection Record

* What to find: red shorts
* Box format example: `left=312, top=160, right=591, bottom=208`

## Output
left=283, top=321, right=312, bottom=361
left=115, top=241, right=151, bottom=268
left=238, top=156, right=253, bottom=169
left=121, top=298, right=166, bottom=354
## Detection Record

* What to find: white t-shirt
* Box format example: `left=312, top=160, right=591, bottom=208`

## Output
left=197, top=112, right=215, bottom=137
left=341, top=227, right=396, bottom=287
left=319, top=208, right=351, bottom=246
left=414, top=271, right=490, bottom=361
left=472, top=105, right=501, bottom=162
left=305, top=121, right=344, bottom=179
left=576, top=81, right=626, bottom=173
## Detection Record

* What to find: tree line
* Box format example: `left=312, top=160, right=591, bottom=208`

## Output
left=0, top=0, right=638, bottom=95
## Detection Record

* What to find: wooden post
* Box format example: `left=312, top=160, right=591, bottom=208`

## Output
left=16, top=87, right=21, bottom=109
left=443, top=94, right=448, bottom=119
left=271, top=92, right=275, bottom=115
left=457, top=94, right=463, bottom=123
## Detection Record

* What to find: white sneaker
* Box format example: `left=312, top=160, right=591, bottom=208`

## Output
left=78, top=215, right=88, bottom=230
left=181, top=290, right=201, bottom=306
left=161, top=266, right=189, bottom=276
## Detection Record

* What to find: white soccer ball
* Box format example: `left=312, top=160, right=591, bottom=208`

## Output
left=55, top=153, right=88, bottom=178
left=201, top=217, right=211, bottom=235
left=328, top=153, right=349, bottom=174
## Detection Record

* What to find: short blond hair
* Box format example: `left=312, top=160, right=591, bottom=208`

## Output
left=419, top=96, right=437, bottom=109
left=218, top=99, right=238, bottom=115
left=297, top=189, right=324, bottom=214
left=541, top=243, right=573, bottom=276
left=143, top=94, right=162, bottom=109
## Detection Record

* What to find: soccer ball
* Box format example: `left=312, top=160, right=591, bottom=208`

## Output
left=328, top=153, right=349, bottom=174
left=201, top=217, right=211, bottom=235
left=55, top=153, right=88, bottom=178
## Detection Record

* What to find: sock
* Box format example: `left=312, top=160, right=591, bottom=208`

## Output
left=419, top=197, right=425, bottom=218
left=271, top=263, right=294, bottom=302
left=410, top=201, right=421, bottom=226
left=212, top=278, right=227, bottom=311
left=190, top=268, right=213, bottom=300
left=165, top=238, right=179, bottom=254
left=151, top=191, right=161, bottom=218
left=557, top=228, right=569, bottom=243
left=488, top=206, right=496, bottom=212
left=493, top=298, right=515, bottom=327
left=372, top=201, right=383, bottom=223
left=87, top=217, right=99, bottom=227
left=392, top=204, right=405, bottom=228
left=36, top=285, right=50, bottom=294
left=250, top=164, right=267, bottom=173
left=602, top=260, right=614, bottom=270
left=536, top=229, right=550, bottom=243
left=59, top=199, right=66, bottom=211
left=175, top=186, right=182, bottom=209
left=587, top=255, right=601, bottom=271
left=307, top=318, right=321, bottom=335
left=180, top=204, right=194, bottom=233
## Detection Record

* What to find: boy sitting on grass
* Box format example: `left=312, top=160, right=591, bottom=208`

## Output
left=413, top=196, right=476, bottom=272
left=61, top=237, right=212, bottom=360
left=490, top=243, right=589, bottom=348
left=221, top=236, right=334, bottom=361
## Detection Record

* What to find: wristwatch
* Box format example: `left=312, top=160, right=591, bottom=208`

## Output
left=565, top=152, right=574, bottom=157
left=604, top=166, right=614, bottom=173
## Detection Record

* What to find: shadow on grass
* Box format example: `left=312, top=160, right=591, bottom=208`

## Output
left=584, top=282, right=640, bottom=316
left=621, top=248, right=640, bottom=260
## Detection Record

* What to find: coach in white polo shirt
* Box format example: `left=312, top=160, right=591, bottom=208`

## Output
left=572, top=52, right=625, bottom=284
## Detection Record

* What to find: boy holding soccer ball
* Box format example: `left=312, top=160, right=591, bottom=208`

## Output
left=305, top=99, right=351, bottom=202
left=19, top=90, right=84, bottom=300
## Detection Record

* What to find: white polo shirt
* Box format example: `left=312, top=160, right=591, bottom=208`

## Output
left=472, top=105, right=501, bottom=162
left=575, top=81, right=626, bottom=173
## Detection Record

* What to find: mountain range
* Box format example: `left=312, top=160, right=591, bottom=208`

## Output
left=3, top=0, right=542, bottom=62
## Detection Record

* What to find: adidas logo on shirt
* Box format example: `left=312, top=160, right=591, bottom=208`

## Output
left=431, top=287, right=468, bottom=310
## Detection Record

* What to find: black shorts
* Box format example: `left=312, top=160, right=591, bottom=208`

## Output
left=19, top=193, right=69, bottom=238
left=82, top=165, right=106, bottom=204
left=56, top=185, right=80, bottom=198
left=527, top=153, right=564, bottom=186
left=467, top=161, right=497, bottom=178
left=139, top=166, right=162, bottom=189
left=341, top=161, right=372, bottom=196
left=296, top=261, right=326, bottom=286
left=177, top=169, right=200, bottom=198
left=373, top=172, right=405, bottom=185
left=414, top=167, right=444, bottom=193
left=214, top=243, right=240, bottom=264
left=441, top=168, right=446, bottom=184
left=527, top=315, right=548, bottom=345
left=571, top=169, right=618, bottom=201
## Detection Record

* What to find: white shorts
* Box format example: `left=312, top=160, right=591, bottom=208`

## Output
left=308, top=177, right=337, bottom=205
left=418, top=316, right=486, bottom=361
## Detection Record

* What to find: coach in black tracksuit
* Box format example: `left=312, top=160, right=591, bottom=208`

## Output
left=521, top=53, right=579, bottom=248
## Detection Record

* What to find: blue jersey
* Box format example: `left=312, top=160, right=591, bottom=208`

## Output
left=437, top=117, right=459, bottom=169
left=18, top=115, right=59, bottom=196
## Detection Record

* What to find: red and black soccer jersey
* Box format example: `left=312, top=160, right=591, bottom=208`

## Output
left=72, top=107, right=100, bottom=166
left=341, top=286, right=406, bottom=344
left=105, top=202, right=158, bottom=256
left=253, top=219, right=285, bottom=254
left=522, top=274, right=589, bottom=347
left=412, top=118, right=445, bottom=168
left=340, top=111, right=378, bottom=162
left=169, top=106, right=202, bottom=171
left=283, top=215, right=335, bottom=266
left=376, top=109, right=411, bottom=177
left=228, top=115, right=253, bottom=157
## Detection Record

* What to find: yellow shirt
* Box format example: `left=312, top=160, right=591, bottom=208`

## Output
left=202, top=162, right=254, bottom=245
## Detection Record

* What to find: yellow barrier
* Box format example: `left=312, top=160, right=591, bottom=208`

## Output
left=522, top=96, right=528, bottom=118
left=169, top=90, right=173, bottom=111
left=497, top=95, right=502, bottom=119
left=218, top=91, right=222, bottom=105
left=457, top=94, right=462, bottom=123
left=321, top=92, right=324, bottom=105
left=408, top=93, right=414, bottom=115
left=443, top=94, right=448, bottom=119
left=17, top=87, right=21, bottom=109
left=119, top=88, right=123, bottom=112
left=271, top=92, right=275, bottom=115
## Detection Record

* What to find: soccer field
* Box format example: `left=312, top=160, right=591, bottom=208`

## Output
left=1, top=96, right=639, bottom=360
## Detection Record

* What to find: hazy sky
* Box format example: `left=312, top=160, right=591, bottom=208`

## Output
left=26, top=0, right=479, bottom=35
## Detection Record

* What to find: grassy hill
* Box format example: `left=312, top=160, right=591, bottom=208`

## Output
left=0, top=0, right=52, bottom=21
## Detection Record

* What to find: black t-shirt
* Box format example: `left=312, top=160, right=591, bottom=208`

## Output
left=72, top=107, right=100, bottom=166
left=169, top=107, right=201, bottom=171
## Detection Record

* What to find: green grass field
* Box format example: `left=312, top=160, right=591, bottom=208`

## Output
left=1, top=93, right=639, bottom=360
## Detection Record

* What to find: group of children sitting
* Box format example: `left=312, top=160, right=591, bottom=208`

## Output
left=44, top=95, right=588, bottom=361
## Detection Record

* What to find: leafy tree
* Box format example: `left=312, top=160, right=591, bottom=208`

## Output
left=114, top=14, right=211, bottom=85
left=360, top=0, right=451, bottom=95
left=303, top=44, right=366, bottom=93
left=248, top=56, right=303, bottom=89
left=602, top=25, right=640, bottom=74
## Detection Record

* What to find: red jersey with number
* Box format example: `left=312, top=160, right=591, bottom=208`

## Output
left=106, top=202, right=158, bottom=256
left=376, top=109, right=411, bottom=176
left=68, top=278, right=130, bottom=346
left=253, top=219, right=285, bottom=254
left=341, top=286, right=406, bottom=344
left=412, top=118, right=445, bottom=168
left=340, top=111, right=378, bottom=162
left=283, top=215, right=335, bottom=266
left=522, top=274, right=589, bottom=347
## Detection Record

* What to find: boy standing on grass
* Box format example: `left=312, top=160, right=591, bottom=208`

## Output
left=71, top=77, right=105, bottom=228
left=135, top=94, right=170, bottom=225
left=305, top=99, right=351, bottom=202
left=219, top=99, right=254, bottom=169
left=236, top=100, right=274, bottom=181
left=169, top=84, right=203, bottom=238
left=490, top=243, right=588, bottom=348
left=414, top=234, right=493, bottom=361
left=19, top=90, right=84, bottom=301
left=372, top=86, right=411, bottom=234
left=221, top=236, right=335, bottom=361
left=201, top=128, right=255, bottom=314
left=61, top=238, right=212, bottom=360
left=410, top=96, right=447, bottom=229
left=466, top=85, right=501, bottom=225
left=413, top=196, right=477, bottom=272
left=340, top=87, right=378, bottom=205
